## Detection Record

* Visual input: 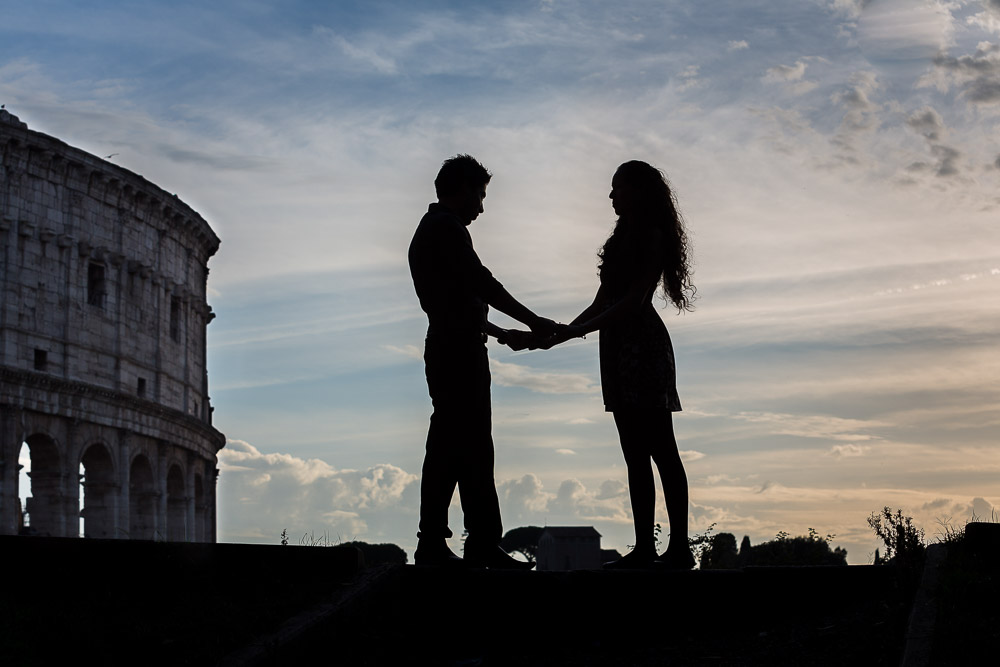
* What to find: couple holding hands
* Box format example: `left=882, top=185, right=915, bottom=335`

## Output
left=408, top=155, right=696, bottom=570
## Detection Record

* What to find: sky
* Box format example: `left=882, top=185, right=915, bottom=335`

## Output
left=3, top=0, right=999, bottom=564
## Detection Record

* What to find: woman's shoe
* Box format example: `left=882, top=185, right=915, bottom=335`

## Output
left=602, top=548, right=657, bottom=570
left=655, top=548, right=696, bottom=570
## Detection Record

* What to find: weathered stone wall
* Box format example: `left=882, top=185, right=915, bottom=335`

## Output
left=0, top=109, right=225, bottom=541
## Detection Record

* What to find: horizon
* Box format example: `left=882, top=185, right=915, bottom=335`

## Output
left=4, top=0, right=999, bottom=563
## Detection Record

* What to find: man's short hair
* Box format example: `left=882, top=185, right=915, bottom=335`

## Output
left=434, top=154, right=492, bottom=198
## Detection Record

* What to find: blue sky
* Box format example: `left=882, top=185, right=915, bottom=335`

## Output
left=5, top=0, right=999, bottom=562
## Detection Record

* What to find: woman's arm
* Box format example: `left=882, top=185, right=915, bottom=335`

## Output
left=574, top=266, right=660, bottom=335
left=538, top=269, right=657, bottom=349
left=569, top=283, right=610, bottom=327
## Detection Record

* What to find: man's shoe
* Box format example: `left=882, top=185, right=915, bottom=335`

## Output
left=414, top=540, right=466, bottom=567
left=464, top=544, right=534, bottom=570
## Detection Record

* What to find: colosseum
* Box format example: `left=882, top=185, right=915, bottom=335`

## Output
left=0, top=109, right=225, bottom=541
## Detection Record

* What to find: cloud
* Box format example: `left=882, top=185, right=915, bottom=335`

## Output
left=489, top=358, right=599, bottom=394
left=904, top=106, right=963, bottom=178
left=158, top=144, right=270, bottom=171
left=217, top=439, right=420, bottom=543
left=830, top=70, right=880, bottom=157
left=384, top=344, right=423, bottom=360
left=765, top=61, right=807, bottom=82
left=906, top=106, right=944, bottom=140
left=763, top=60, right=818, bottom=95
left=828, top=443, right=870, bottom=458
left=497, top=473, right=551, bottom=515
left=827, top=0, right=873, bottom=19
left=555, top=448, right=577, bottom=455
left=727, top=40, right=749, bottom=51
left=496, top=473, right=631, bottom=527
left=930, top=144, right=962, bottom=176
left=922, top=42, right=1000, bottom=105
left=734, top=412, right=885, bottom=443
left=967, top=1, right=1000, bottom=34
left=857, top=0, right=954, bottom=60
left=315, top=27, right=399, bottom=75
left=678, top=65, right=701, bottom=91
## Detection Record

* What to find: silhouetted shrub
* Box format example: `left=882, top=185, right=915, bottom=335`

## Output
left=868, top=507, right=924, bottom=569
left=736, top=528, right=847, bottom=567
left=699, top=532, right=739, bottom=569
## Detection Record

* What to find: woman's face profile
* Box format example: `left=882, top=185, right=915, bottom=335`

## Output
left=609, top=171, right=635, bottom=218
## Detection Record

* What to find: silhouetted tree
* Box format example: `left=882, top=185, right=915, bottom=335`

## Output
left=341, top=541, right=408, bottom=566
left=743, top=528, right=847, bottom=566
left=737, top=534, right=752, bottom=567
left=500, top=526, right=544, bottom=562
left=699, top=532, right=739, bottom=569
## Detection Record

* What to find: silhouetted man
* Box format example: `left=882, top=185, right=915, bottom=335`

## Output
left=409, top=154, right=557, bottom=568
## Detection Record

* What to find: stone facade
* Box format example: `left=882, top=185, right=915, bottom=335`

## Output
left=0, top=109, right=225, bottom=541
left=536, top=526, right=602, bottom=571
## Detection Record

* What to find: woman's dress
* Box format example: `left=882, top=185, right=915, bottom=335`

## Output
left=598, top=235, right=682, bottom=413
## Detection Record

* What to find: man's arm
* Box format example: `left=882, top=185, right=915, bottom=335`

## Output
left=485, top=287, right=559, bottom=336
left=435, top=217, right=556, bottom=335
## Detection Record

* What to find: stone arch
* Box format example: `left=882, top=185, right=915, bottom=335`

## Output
left=166, top=463, right=186, bottom=542
left=79, top=442, right=116, bottom=539
left=129, top=454, right=156, bottom=540
left=193, top=472, right=206, bottom=543
left=20, top=433, right=65, bottom=537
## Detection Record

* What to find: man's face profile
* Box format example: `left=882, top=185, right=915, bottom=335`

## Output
left=458, top=182, right=487, bottom=224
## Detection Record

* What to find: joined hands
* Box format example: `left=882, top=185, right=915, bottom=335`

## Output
left=497, top=322, right=585, bottom=351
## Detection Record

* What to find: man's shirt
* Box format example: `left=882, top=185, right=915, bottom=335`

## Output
left=408, top=203, right=505, bottom=339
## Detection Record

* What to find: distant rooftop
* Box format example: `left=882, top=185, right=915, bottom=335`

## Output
left=540, top=526, right=601, bottom=538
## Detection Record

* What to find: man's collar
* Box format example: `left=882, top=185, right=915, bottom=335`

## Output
left=429, top=202, right=472, bottom=226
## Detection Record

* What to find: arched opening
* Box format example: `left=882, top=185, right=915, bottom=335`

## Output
left=193, top=473, right=206, bottom=543
left=19, top=435, right=64, bottom=537
left=79, top=443, right=116, bottom=539
left=129, top=455, right=156, bottom=540
left=166, top=464, right=186, bottom=542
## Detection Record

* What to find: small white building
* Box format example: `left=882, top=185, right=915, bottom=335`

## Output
left=536, top=526, right=602, bottom=571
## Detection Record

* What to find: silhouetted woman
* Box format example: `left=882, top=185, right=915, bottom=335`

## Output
left=552, top=161, right=696, bottom=569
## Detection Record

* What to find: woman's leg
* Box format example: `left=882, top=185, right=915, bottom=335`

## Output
left=649, top=409, right=690, bottom=555
left=613, top=409, right=657, bottom=554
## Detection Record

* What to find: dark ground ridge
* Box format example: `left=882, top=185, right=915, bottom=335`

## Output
left=2, top=527, right=996, bottom=666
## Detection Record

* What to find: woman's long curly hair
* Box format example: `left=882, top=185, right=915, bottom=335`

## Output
left=598, top=160, right=695, bottom=312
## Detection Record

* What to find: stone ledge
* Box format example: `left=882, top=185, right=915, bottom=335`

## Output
left=1, top=365, right=225, bottom=457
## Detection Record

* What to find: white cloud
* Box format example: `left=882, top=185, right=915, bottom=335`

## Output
left=967, top=1, right=1000, bottom=34
left=727, top=40, right=749, bottom=51
left=828, top=443, right=870, bottom=458
left=218, top=439, right=420, bottom=543
left=384, top=344, right=423, bottom=360
left=733, top=412, right=885, bottom=442
left=489, top=358, right=600, bottom=394
left=857, top=0, right=955, bottom=61
left=920, top=42, right=1000, bottom=105
left=827, top=0, right=873, bottom=20
left=763, top=60, right=818, bottom=95
left=765, top=61, right=807, bottom=82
